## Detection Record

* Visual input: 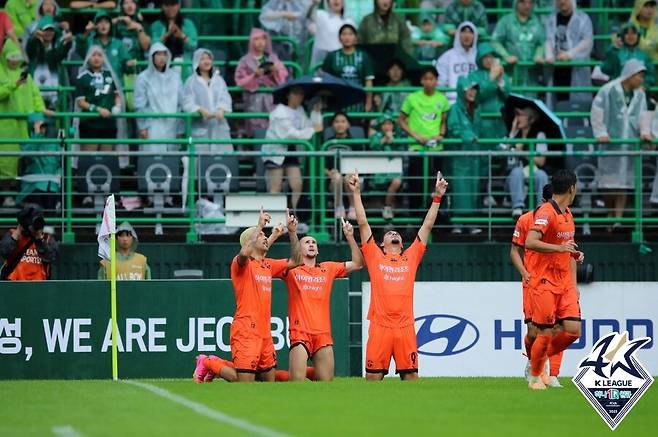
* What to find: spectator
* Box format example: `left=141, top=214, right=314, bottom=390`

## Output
left=150, top=0, right=198, bottom=79
left=15, top=122, right=60, bottom=211
left=344, top=0, right=373, bottom=26
left=444, top=0, right=489, bottom=38
left=436, top=21, right=479, bottom=105
left=369, top=113, right=402, bottom=220
left=468, top=42, right=510, bottom=140
left=0, top=204, right=58, bottom=281
left=502, top=107, right=550, bottom=218
left=447, top=76, right=482, bottom=234
left=76, top=11, right=135, bottom=84
left=74, top=45, right=123, bottom=152
left=4, top=0, right=38, bottom=40
left=23, top=0, right=70, bottom=43
left=358, top=0, right=413, bottom=54
left=321, top=24, right=374, bottom=112
left=491, top=0, right=545, bottom=94
left=640, top=107, right=658, bottom=207
left=325, top=111, right=356, bottom=219
left=591, top=59, right=649, bottom=232
left=188, top=0, right=225, bottom=54
left=0, top=40, right=45, bottom=208
left=182, top=48, right=234, bottom=155
left=377, top=59, right=411, bottom=116
left=113, top=0, right=151, bottom=62
left=631, top=0, right=658, bottom=62
left=262, top=85, right=323, bottom=230
left=411, top=14, right=450, bottom=62
left=235, top=28, right=288, bottom=137
left=399, top=67, right=450, bottom=202
left=26, top=16, right=73, bottom=111
left=602, top=22, right=655, bottom=88
left=259, top=0, right=313, bottom=61
left=309, top=0, right=354, bottom=67
left=0, top=11, right=21, bottom=54
left=134, top=42, right=184, bottom=153
left=544, top=0, right=593, bottom=106
left=98, top=222, right=151, bottom=280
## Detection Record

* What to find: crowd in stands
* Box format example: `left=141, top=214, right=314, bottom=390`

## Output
left=1, top=0, right=658, bottom=234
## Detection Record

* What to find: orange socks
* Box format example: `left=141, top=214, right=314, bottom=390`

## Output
left=204, top=355, right=233, bottom=375
left=530, top=334, right=551, bottom=377
left=306, top=366, right=315, bottom=381
left=547, top=331, right=580, bottom=357
left=275, top=370, right=290, bottom=382
left=549, top=350, right=564, bottom=377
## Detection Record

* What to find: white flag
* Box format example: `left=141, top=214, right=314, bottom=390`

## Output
left=98, top=194, right=116, bottom=261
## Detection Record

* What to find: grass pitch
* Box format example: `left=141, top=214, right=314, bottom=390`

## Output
left=0, top=378, right=655, bottom=436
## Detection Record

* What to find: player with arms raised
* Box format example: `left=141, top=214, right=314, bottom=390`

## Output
left=347, top=170, right=448, bottom=380
left=280, top=217, right=363, bottom=381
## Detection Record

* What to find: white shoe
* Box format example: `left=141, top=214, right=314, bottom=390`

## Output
left=528, top=375, right=547, bottom=390
left=382, top=206, right=394, bottom=220
left=483, top=195, right=498, bottom=207
left=2, top=197, right=16, bottom=207
left=469, top=227, right=482, bottom=235
left=512, top=208, right=523, bottom=218
left=524, top=360, right=531, bottom=383
left=547, top=376, right=563, bottom=388
left=451, top=227, right=463, bottom=234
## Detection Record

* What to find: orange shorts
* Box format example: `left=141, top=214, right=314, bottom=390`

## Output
left=523, top=285, right=532, bottom=323
left=230, top=318, right=277, bottom=373
left=365, top=323, right=418, bottom=375
left=530, top=285, right=581, bottom=328
left=290, top=330, right=333, bottom=357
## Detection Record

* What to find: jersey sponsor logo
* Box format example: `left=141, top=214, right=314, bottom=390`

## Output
left=294, top=273, right=328, bottom=284
left=415, top=314, right=480, bottom=356
left=573, top=331, right=654, bottom=430
left=534, top=217, right=548, bottom=226
left=513, top=229, right=520, bottom=238
left=20, top=248, right=43, bottom=265
left=378, top=264, right=410, bottom=274
left=556, top=231, right=575, bottom=239
left=421, top=112, right=438, bottom=121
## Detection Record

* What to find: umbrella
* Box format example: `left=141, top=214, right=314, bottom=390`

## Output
left=502, top=94, right=566, bottom=139
left=358, top=44, right=422, bottom=85
left=502, top=93, right=567, bottom=170
left=273, top=73, right=366, bottom=111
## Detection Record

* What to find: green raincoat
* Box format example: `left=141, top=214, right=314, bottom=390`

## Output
left=632, top=0, right=658, bottom=61
left=16, top=132, right=61, bottom=204
left=490, top=0, right=545, bottom=90
left=467, top=43, right=510, bottom=141
left=369, top=113, right=403, bottom=187
left=444, top=0, right=488, bottom=39
left=602, top=22, right=655, bottom=88
left=447, top=76, right=484, bottom=214
left=26, top=16, right=72, bottom=75
left=114, top=0, right=150, bottom=61
left=5, top=0, right=38, bottom=39
left=0, top=40, right=45, bottom=180
left=357, top=0, right=413, bottom=54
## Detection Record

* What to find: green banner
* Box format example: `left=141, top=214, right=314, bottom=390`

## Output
left=0, top=279, right=349, bottom=379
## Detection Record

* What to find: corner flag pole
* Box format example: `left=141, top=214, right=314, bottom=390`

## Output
left=110, top=230, right=118, bottom=381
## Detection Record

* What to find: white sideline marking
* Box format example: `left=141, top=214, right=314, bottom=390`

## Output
left=123, top=380, right=289, bottom=437
left=52, top=426, right=84, bottom=437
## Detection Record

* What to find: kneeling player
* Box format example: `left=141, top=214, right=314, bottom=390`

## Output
left=280, top=217, right=363, bottom=381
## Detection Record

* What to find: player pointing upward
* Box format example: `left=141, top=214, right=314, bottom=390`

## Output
left=347, top=170, right=448, bottom=380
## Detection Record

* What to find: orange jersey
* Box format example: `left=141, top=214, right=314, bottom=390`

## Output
left=528, top=200, right=576, bottom=291
left=362, top=236, right=426, bottom=328
left=230, top=256, right=288, bottom=338
left=282, top=261, right=347, bottom=334
left=512, top=210, right=538, bottom=284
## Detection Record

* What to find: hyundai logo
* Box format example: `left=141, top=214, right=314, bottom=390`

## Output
left=415, top=314, right=479, bottom=356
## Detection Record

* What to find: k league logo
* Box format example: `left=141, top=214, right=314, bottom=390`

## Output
left=573, top=331, right=654, bottom=430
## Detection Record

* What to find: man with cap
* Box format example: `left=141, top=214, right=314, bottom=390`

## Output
left=98, top=222, right=151, bottom=280
left=591, top=58, right=651, bottom=231
left=193, top=208, right=301, bottom=383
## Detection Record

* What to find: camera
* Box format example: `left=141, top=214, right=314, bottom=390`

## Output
left=19, top=67, right=29, bottom=81
left=17, top=204, right=45, bottom=235
left=259, top=60, right=274, bottom=74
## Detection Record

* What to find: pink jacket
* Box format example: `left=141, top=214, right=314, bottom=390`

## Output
left=234, top=28, right=288, bottom=92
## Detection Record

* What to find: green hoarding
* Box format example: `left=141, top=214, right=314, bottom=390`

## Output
left=0, top=279, right=350, bottom=379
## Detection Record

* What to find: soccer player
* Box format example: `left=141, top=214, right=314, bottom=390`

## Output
left=510, top=183, right=564, bottom=388
left=347, top=170, right=448, bottom=380
left=282, top=217, right=363, bottom=381
left=193, top=208, right=300, bottom=383
left=524, top=169, right=584, bottom=390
